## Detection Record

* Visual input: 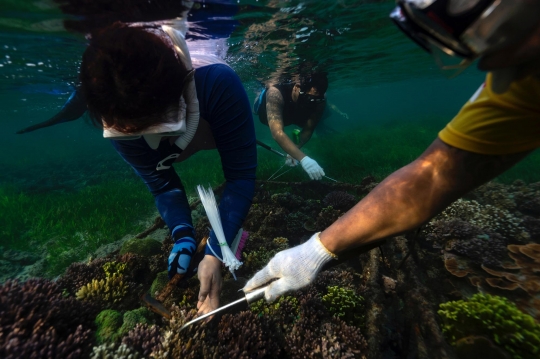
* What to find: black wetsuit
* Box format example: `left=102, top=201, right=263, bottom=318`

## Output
left=256, top=83, right=320, bottom=127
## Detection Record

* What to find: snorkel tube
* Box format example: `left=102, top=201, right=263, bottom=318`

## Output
left=162, top=23, right=199, bottom=151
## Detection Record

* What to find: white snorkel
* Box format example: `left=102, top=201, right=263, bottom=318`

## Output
left=103, top=1, right=200, bottom=151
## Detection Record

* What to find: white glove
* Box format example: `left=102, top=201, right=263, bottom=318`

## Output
left=243, top=233, right=336, bottom=302
left=285, top=155, right=299, bottom=167
left=300, top=156, right=325, bottom=180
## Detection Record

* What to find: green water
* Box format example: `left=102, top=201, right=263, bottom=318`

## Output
left=0, top=0, right=538, bottom=272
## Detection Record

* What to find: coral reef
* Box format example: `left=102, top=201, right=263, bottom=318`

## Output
left=438, top=293, right=540, bottom=359
left=5, top=181, right=537, bottom=359
left=429, top=199, right=529, bottom=243
left=122, top=323, right=162, bottom=358
left=76, top=272, right=128, bottom=304
left=76, top=261, right=129, bottom=306
left=322, top=191, right=357, bottom=212
left=95, top=310, right=123, bottom=344
left=0, top=279, right=97, bottom=359
left=150, top=270, right=169, bottom=297
left=285, top=293, right=368, bottom=358
left=481, top=243, right=540, bottom=296
left=449, top=233, right=508, bottom=267
left=56, top=257, right=111, bottom=296
left=322, top=286, right=365, bottom=326
left=95, top=308, right=154, bottom=345
left=218, top=311, right=281, bottom=358
left=91, top=343, right=141, bottom=359
left=243, top=236, right=289, bottom=271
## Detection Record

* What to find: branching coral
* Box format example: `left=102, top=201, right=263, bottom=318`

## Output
left=438, top=293, right=540, bottom=359
left=0, top=279, right=97, bottom=359
left=152, top=305, right=219, bottom=359
left=305, top=206, right=342, bottom=232
left=322, top=191, right=357, bottom=212
left=56, top=257, right=111, bottom=296
left=286, top=211, right=311, bottom=233
left=243, top=237, right=289, bottom=271
left=430, top=199, right=529, bottom=242
left=285, top=293, right=368, bottom=358
left=450, top=233, right=508, bottom=267
left=122, top=323, right=162, bottom=358
left=322, top=286, right=365, bottom=327
left=75, top=273, right=128, bottom=304
left=271, top=192, right=304, bottom=210
left=314, top=269, right=356, bottom=292
left=76, top=261, right=129, bottom=305
left=91, top=343, right=141, bottom=359
left=251, top=296, right=300, bottom=334
left=218, top=311, right=281, bottom=358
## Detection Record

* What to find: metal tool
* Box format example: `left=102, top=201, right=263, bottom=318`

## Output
left=180, top=286, right=268, bottom=331
left=257, top=140, right=286, bottom=157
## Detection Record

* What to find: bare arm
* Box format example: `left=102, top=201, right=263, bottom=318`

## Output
left=266, top=86, right=306, bottom=161
left=298, top=102, right=325, bottom=148
left=320, top=138, right=531, bottom=253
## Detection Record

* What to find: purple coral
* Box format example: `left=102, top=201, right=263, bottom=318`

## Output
left=450, top=233, right=508, bottom=267
left=322, top=191, right=357, bottom=212
left=56, top=257, right=110, bottom=296
left=425, top=219, right=481, bottom=244
left=0, top=279, right=97, bottom=359
left=122, top=323, right=162, bottom=357
left=285, top=293, right=367, bottom=358
left=218, top=311, right=281, bottom=358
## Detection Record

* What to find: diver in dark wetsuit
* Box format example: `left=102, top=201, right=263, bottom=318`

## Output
left=16, top=5, right=254, bottom=318
left=253, top=73, right=328, bottom=180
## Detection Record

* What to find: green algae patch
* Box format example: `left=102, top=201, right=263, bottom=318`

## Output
left=322, top=285, right=365, bottom=327
left=119, top=237, right=162, bottom=257
left=150, top=271, right=169, bottom=297
left=118, top=307, right=154, bottom=337
left=95, top=309, right=123, bottom=344
left=438, top=293, right=540, bottom=359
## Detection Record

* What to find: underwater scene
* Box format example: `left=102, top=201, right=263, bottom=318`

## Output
left=1, top=0, right=540, bottom=358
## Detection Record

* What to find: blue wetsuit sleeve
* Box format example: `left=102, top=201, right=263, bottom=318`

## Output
left=195, top=64, right=257, bottom=259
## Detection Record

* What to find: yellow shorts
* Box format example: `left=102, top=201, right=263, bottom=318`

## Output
left=438, top=74, right=540, bottom=155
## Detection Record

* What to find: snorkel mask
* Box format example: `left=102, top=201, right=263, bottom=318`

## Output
left=390, top=0, right=540, bottom=76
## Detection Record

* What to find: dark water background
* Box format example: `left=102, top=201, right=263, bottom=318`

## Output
left=0, top=0, right=538, bottom=274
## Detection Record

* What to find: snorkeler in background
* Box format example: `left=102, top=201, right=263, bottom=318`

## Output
left=254, top=73, right=328, bottom=180
left=245, top=0, right=540, bottom=302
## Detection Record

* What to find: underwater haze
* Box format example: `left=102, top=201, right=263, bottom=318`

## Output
left=1, top=1, right=540, bottom=358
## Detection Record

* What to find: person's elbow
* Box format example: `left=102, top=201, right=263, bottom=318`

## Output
left=270, top=128, right=286, bottom=142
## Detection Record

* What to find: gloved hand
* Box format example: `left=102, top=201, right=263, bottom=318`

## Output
left=285, top=155, right=299, bottom=167
left=168, top=237, right=197, bottom=278
left=243, top=232, right=336, bottom=302
left=300, top=156, right=325, bottom=180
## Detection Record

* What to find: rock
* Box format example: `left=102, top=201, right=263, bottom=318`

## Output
left=120, top=238, right=162, bottom=257
left=2, top=248, right=40, bottom=265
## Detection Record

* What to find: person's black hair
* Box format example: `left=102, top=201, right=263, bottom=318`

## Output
left=300, top=72, right=328, bottom=94
left=80, top=24, right=191, bottom=133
